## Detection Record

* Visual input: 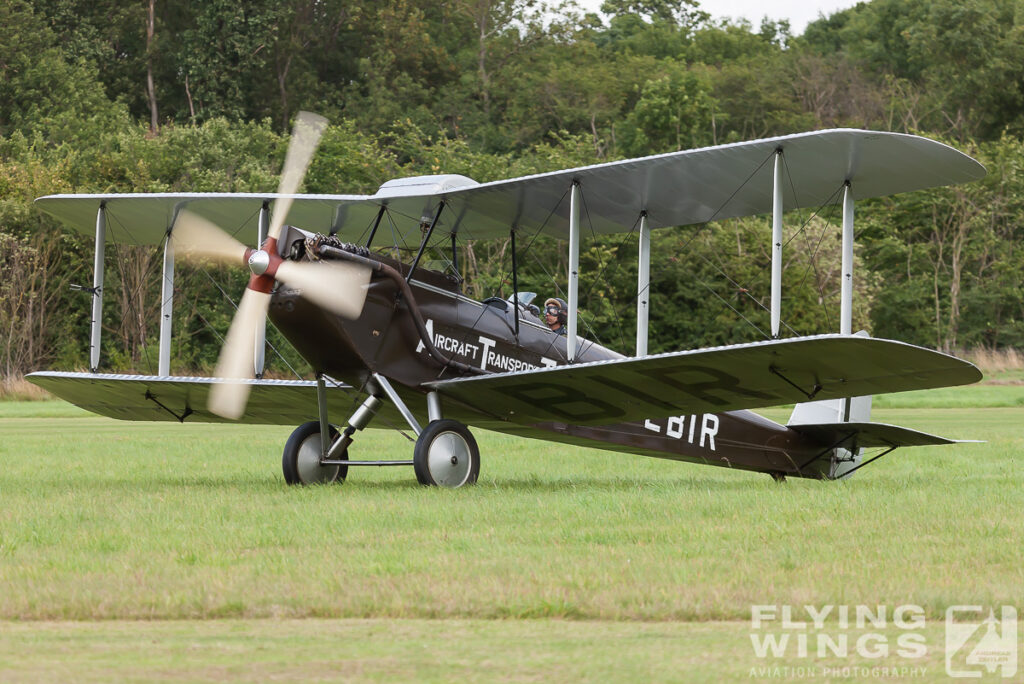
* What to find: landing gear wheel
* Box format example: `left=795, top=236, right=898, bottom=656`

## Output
left=413, top=419, right=480, bottom=488
left=282, top=421, right=347, bottom=485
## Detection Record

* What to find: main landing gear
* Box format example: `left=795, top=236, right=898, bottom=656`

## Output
left=282, top=421, right=345, bottom=485
left=281, top=373, right=480, bottom=488
left=413, top=419, right=480, bottom=487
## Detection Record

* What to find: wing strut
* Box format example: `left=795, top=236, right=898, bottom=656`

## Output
left=840, top=182, right=855, bottom=335
left=771, top=149, right=783, bottom=338
left=407, top=201, right=445, bottom=283
left=254, top=201, right=271, bottom=377
left=158, top=226, right=175, bottom=375
left=568, top=181, right=581, bottom=360
left=511, top=227, right=520, bottom=337
left=365, top=206, right=385, bottom=248
left=636, top=210, right=650, bottom=357
left=89, top=203, right=106, bottom=371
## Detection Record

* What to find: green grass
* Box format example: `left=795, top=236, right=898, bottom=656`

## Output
left=0, top=620, right=968, bottom=683
left=874, top=383, right=1024, bottom=408
left=0, top=396, right=1021, bottom=681
left=0, top=399, right=92, bottom=418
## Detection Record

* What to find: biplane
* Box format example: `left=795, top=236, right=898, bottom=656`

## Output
left=28, top=114, right=986, bottom=486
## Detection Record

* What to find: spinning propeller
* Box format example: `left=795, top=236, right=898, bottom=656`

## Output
left=172, top=112, right=371, bottom=420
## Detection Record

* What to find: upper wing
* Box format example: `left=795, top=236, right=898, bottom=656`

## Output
left=440, top=129, right=984, bottom=241
left=33, top=192, right=378, bottom=247
left=35, top=130, right=984, bottom=247
left=428, top=335, right=981, bottom=427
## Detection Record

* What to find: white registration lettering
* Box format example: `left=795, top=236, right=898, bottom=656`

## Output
left=699, top=414, right=719, bottom=450
left=666, top=415, right=685, bottom=439
left=642, top=414, right=718, bottom=452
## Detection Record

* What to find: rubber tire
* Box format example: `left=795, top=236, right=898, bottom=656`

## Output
left=282, top=421, right=346, bottom=485
left=413, top=419, right=480, bottom=487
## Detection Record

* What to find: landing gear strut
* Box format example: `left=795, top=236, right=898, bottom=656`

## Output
left=282, top=373, right=480, bottom=488
left=282, top=375, right=382, bottom=486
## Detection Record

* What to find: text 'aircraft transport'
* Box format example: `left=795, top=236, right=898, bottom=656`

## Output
left=29, top=114, right=985, bottom=486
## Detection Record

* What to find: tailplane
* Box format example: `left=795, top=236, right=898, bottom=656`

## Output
left=787, top=370, right=977, bottom=479
left=788, top=395, right=872, bottom=478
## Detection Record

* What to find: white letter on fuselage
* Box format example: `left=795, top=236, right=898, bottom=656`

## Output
left=700, top=414, right=719, bottom=451
left=416, top=319, right=435, bottom=353
left=477, top=336, right=496, bottom=370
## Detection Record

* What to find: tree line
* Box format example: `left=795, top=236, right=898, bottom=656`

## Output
left=2, top=0, right=1023, bottom=381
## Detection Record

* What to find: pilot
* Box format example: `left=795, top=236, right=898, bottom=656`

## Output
left=543, top=297, right=567, bottom=335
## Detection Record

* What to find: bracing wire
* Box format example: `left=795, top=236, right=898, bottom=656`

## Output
left=195, top=266, right=304, bottom=380
left=105, top=211, right=163, bottom=375
left=574, top=193, right=642, bottom=354
left=444, top=187, right=572, bottom=362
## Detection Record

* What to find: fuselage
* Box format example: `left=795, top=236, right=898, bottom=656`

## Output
left=269, top=249, right=835, bottom=479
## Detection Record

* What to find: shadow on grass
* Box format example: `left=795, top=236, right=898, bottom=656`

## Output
left=472, top=474, right=777, bottom=492
left=28, top=468, right=961, bottom=496
left=41, top=473, right=777, bottom=495
left=34, top=474, right=424, bottom=494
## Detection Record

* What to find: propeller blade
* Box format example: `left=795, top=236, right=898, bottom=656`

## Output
left=189, top=110, right=330, bottom=420
left=208, top=288, right=272, bottom=419
left=267, top=111, right=328, bottom=243
left=274, top=260, right=371, bottom=319
left=172, top=210, right=248, bottom=266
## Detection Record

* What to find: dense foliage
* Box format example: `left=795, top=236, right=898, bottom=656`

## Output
left=2, top=0, right=1023, bottom=379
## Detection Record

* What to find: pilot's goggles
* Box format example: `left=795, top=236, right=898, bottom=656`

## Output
left=545, top=305, right=562, bottom=315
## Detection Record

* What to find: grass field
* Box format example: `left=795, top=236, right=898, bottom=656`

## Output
left=1, top=392, right=1021, bottom=682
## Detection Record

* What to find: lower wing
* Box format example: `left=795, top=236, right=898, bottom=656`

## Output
left=26, top=371, right=353, bottom=425
left=428, top=335, right=981, bottom=427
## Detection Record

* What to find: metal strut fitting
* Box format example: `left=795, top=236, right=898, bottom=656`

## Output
left=326, top=394, right=383, bottom=461
left=426, top=391, right=442, bottom=422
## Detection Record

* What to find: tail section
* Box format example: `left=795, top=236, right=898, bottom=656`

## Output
left=787, top=329, right=871, bottom=479
left=788, top=395, right=872, bottom=478
left=788, top=384, right=977, bottom=480
left=775, top=329, right=978, bottom=480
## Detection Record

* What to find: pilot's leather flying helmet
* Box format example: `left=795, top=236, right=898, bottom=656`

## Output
left=543, top=297, right=567, bottom=325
